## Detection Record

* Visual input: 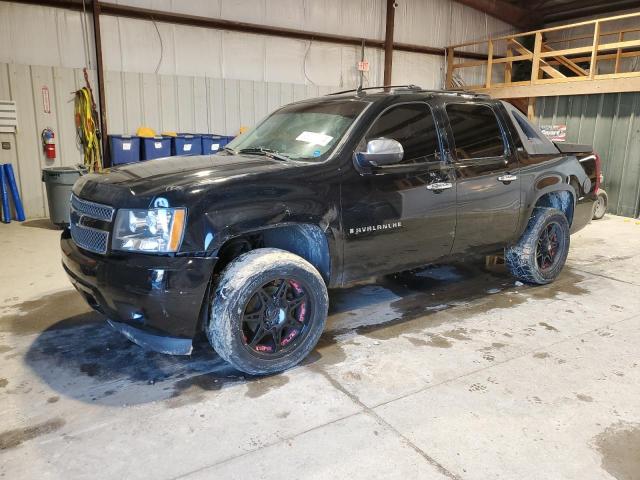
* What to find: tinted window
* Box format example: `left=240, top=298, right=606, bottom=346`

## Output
left=446, top=103, right=505, bottom=159
left=364, top=103, right=440, bottom=164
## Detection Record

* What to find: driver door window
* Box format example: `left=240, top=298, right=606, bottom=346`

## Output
left=364, top=103, right=441, bottom=165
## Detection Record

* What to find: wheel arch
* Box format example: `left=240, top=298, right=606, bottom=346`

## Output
left=213, top=223, right=333, bottom=286
left=519, top=186, right=576, bottom=238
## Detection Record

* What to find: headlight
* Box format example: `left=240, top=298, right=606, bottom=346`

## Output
left=112, top=208, right=186, bottom=253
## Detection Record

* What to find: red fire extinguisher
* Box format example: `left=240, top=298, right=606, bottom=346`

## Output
left=41, top=128, right=56, bottom=160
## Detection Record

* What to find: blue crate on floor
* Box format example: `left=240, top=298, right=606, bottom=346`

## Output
left=201, top=134, right=233, bottom=154
left=141, top=136, right=172, bottom=160
left=109, top=135, right=141, bottom=165
left=172, top=134, right=202, bottom=156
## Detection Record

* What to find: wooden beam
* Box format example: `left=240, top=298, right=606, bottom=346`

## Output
left=527, top=97, right=535, bottom=120
left=485, top=39, right=493, bottom=88
left=590, top=21, right=601, bottom=79
left=541, top=44, right=588, bottom=76
left=540, top=65, right=566, bottom=79
left=615, top=32, right=624, bottom=74
left=383, top=0, right=395, bottom=86
left=446, top=48, right=455, bottom=89
left=476, top=75, right=640, bottom=98
left=453, top=0, right=535, bottom=30
left=531, top=32, right=543, bottom=83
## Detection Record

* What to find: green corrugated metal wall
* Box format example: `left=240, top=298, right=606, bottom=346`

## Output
left=535, top=93, right=640, bottom=218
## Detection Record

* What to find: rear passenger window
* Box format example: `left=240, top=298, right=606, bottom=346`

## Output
left=364, top=103, right=440, bottom=164
left=446, top=103, right=506, bottom=159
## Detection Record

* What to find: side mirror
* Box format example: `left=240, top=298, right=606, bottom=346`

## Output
left=355, top=138, right=404, bottom=168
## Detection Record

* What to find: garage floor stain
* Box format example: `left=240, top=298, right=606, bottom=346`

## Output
left=0, top=290, right=99, bottom=335
left=593, top=421, right=640, bottom=480
left=0, top=418, right=65, bottom=450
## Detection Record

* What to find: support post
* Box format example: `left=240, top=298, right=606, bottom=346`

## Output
left=446, top=47, right=455, bottom=89
left=531, top=32, right=543, bottom=84
left=614, top=31, right=624, bottom=74
left=92, top=0, right=108, bottom=163
left=590, top=21, right=601, bottom=78
left=505, top=46, right=512, bottom=83
left=383, top=0, right=395, bottom=86
left=527, top=97, right=536, bottom=120
left=485, top=39, right=494, bottom=88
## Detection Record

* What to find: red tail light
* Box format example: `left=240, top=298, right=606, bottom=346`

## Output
left=594, top=152, right=601, bottom=194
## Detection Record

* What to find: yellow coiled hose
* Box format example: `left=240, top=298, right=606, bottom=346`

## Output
left=74, top=87, right=103, bottom=172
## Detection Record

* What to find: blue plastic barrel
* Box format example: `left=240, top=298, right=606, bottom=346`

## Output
left=141, top=136, right=172, bottom=161
left=172, top=134, right=202, bottom=156
left=109, top=135, right=141, bottom=165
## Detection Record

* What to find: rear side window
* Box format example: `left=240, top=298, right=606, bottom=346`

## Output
left=446, top=103, right=506, bottom=159
left=365, top=103, right=440, bottom=164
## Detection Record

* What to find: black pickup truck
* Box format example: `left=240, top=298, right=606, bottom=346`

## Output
left=62, top=86, right=600, bottom=375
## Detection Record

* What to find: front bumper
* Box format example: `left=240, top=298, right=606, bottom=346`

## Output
left=61, top=229, right=217, bottom=354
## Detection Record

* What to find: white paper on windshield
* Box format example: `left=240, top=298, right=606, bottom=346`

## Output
left=296, top=131, right=333, bottom=147
left=211, top=143, right=220, bottom=151
left=184, top=144, right=192, bottom=152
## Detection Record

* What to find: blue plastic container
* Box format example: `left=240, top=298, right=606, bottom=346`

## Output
left=141, top=136, right=172, bottom=160
left=109, top=135, right=140, bottom=165
left=201, top=134, right=231, bottom=154
left=172, top=134, right=202, bottom=156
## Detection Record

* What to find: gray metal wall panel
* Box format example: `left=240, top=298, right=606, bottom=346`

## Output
left=536, top=93, right=640, bottom=218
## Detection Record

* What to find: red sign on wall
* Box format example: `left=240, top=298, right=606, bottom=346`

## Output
left=42, top=86, right=51, bottom=114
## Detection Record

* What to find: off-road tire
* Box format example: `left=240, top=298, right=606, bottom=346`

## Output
left=207, top=248, right=328, bottom=375
left=505, top=207, right=570, bottom=285
left=592, top=190, right=608, bottom=220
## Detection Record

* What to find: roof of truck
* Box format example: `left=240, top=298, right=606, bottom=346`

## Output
left=325, top=85, right=491, bottom=101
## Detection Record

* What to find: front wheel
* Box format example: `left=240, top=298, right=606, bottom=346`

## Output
left=207, top=248, right=328, bottom=376
left=505, top=207, right=570, bottom=285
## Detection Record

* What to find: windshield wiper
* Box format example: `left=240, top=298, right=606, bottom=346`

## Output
left=237, top=147, right=290, bottom=162
left=223, top=146, right=236, bottom=154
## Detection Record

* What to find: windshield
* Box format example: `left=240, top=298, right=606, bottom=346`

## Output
left=225, top=99, right=369, bottom=162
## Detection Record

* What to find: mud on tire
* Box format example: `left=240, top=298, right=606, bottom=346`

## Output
left=505, top=207, right=570, bottom=285
left=207, top=248, right=328, bottom=376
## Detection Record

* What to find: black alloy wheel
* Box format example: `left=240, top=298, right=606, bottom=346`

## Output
left=535, top=222, right=562, bottom=271
left=241, top=279, right=310, bottom=358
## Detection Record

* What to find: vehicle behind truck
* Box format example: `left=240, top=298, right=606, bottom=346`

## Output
left=61, top=86, right=600, bottom=375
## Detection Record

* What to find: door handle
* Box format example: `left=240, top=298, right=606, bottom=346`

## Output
left=498, top=174, right=518, bottom=184
left=426, top=182, right=453, bottom=192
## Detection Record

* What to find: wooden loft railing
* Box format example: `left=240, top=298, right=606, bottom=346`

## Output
left=445, top=11, right=640, bottom=100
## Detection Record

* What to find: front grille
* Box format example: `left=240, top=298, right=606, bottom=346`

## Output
left=71, top=194, right=114, bottom=222
left=70, top=195, right=114, bottom=254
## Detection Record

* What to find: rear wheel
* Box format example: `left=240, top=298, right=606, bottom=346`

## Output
left=505, top=207, right=570, bottom=285
left=207, top=248, right=328, bottom=375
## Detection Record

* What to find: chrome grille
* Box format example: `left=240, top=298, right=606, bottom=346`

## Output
left=70, top=222, right=109, bottom=254
left=70, top=195, right=114, bottom=254
left=71, top=194, right=114, bottom=222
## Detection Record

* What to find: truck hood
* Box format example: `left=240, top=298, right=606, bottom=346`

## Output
left=74, top=153, right=298, bottom=204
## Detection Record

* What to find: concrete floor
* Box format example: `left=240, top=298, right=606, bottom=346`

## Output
left=1, top=215, right=640, bottom=479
